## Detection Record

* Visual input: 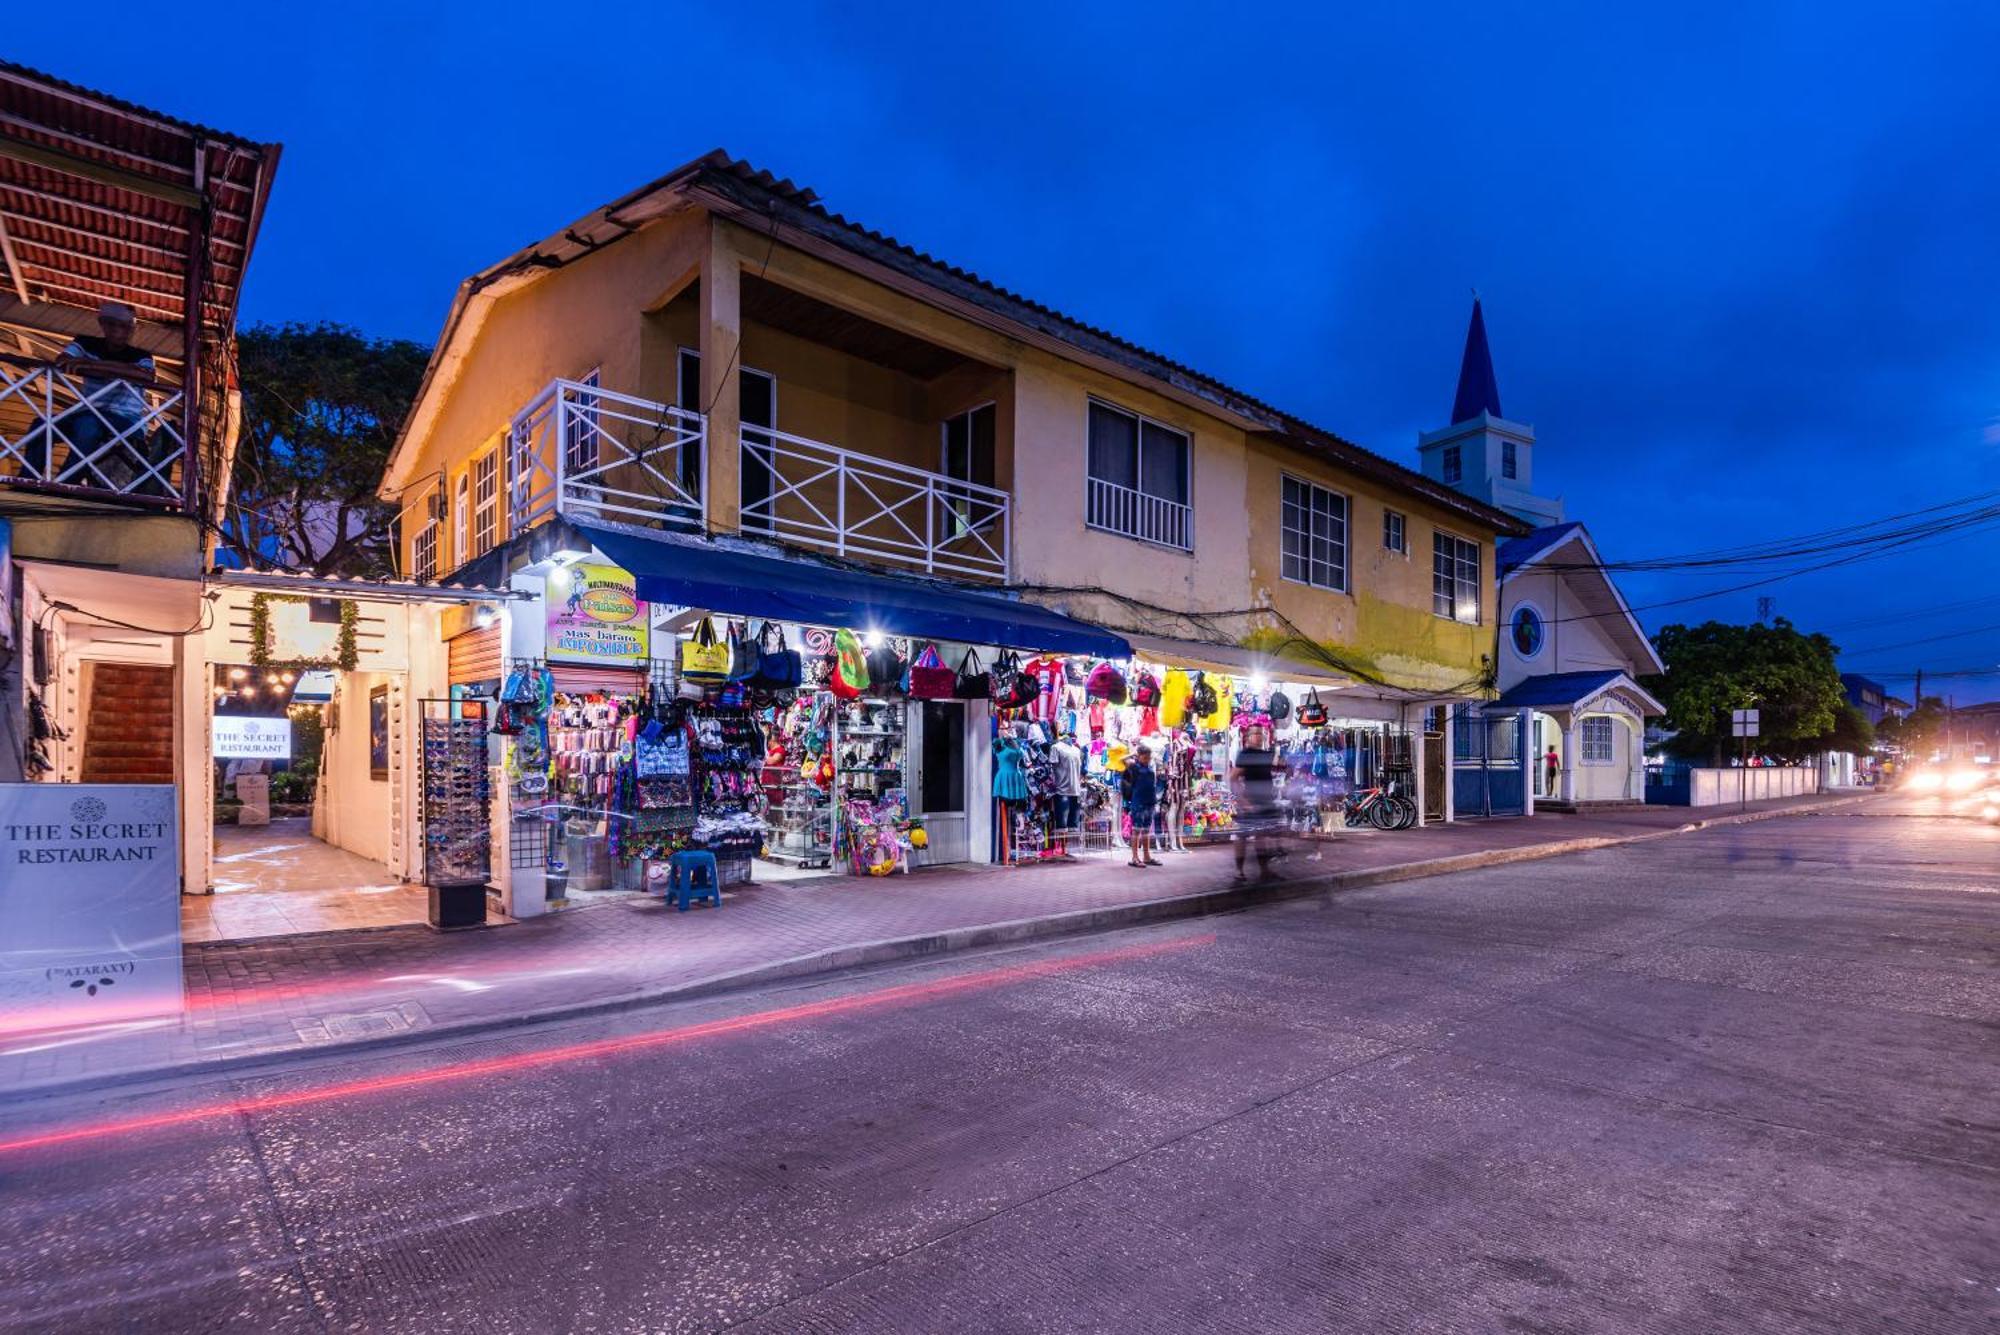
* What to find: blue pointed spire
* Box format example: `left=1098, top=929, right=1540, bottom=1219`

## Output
left=1451, top=297, right=1502, bottom=424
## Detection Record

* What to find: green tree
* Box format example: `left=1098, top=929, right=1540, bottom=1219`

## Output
left=228, top=322, right=431, bottom=576
left=1878, top=696, right=1945, bottom=758
left=1819, top=702, right=1876, bottom=755
left=1644, top=618, right=1846, bottom=765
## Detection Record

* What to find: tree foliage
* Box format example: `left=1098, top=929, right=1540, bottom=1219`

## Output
left=1643, top=618, right=1846, bottom=764
left=1878, top=696, right=1946, bottom=758
left=1822, top=702, right=1876, bottom=755
left=228, top=322, right=431, bottom=577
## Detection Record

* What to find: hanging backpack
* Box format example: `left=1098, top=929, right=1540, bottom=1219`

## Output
left=750, top=621, right=802, bottom=690
left=1296, top=688, right=1328, bottom=728
left=680, top=617, right=732, bottom=683
left=865, top=639, right=908, bottom=696
left=830, top=628, right=870, bottom=700
left=1189, top=671, right=1219, bottom=720
left=953, top=648, right=990, bottom=700
left=1085, top=661, right=1129, bottom=705
left=907, top=643, right=955, bottom=700
left=1269, top=688, right=1292, bottom=724
left=1131, top=670, right=1161, bottom=709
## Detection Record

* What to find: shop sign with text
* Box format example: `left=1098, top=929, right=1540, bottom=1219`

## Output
left=547, top=563, right=648, bottom=664
left=212, top=715, right=293, bottom=760
left=0, top=783, right=182, bottom=1031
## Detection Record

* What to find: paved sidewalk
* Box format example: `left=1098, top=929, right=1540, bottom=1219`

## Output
left=0, top=792, right=1865, bottom=1098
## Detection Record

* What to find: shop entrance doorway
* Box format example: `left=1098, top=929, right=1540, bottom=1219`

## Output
left=914, top=699, right=970, bottom=862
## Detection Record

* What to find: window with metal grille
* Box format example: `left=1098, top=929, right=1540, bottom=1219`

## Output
left=1280, top=475, right=1348, bottom=591
left=1442, top=445, right=1462, bottom=484
left=1501, top=439, right=1518, bottom=480
left=472, top=451, right=498, bottom=555
left=1581, top=717, right=1616, bottom=764
left=1383, top=508, right=1407, bottom=554
left=1432, top=530, right=1481, bottom=623
left=1086, top=400, right=1191, bottom=548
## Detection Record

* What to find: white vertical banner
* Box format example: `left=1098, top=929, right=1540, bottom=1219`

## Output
left=0, top=783, right=182, bottom=1032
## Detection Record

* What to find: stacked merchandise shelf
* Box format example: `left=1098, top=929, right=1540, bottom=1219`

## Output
left=419, top=702, right=491, bottom=885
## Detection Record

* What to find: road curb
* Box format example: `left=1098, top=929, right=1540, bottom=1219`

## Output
left=0, top=793, right=1869, bottom=1108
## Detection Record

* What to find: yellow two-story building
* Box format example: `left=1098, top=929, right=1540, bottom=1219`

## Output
left=382, top=152, right=1525, bottom=908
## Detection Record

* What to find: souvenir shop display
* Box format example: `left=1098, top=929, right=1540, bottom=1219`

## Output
left=845, top=790, right=917, bottom=876
left=419, top=702, right=491, bottom=885
left=759, top=692, right=835, bottom=868
left=685, top=702, right=769, bottom=884
left=835, top=694, right=907, bottom=861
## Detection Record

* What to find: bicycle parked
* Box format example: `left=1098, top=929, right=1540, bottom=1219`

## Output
left=1344, top=782, right=1418, bottom=830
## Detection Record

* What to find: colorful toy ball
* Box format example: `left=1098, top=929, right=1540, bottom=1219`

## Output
left=909, top=827, right=929, bottom=849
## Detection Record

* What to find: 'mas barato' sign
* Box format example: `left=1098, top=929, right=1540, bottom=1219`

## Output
left=0, top=784, right=181, bottom=1030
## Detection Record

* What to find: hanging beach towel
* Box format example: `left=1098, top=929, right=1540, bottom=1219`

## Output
left=1158, top=669, right=1190, bottom=728
left=831, top=628, right=870, bottom=700
left=1202, top=675, right=1235, bottom=731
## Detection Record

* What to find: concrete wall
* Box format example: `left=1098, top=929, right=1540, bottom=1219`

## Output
left=1689, top=766, right=1819, bottom=806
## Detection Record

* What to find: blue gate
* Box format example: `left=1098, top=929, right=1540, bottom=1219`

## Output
left=1453, top=707, right=1526, bottom=818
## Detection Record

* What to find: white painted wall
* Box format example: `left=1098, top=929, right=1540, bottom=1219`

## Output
left=1689, top=767, right=1819, bottom=805
left=1499, top=568, right=1634, bottom=688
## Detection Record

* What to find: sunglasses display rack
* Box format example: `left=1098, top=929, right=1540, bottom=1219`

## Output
left=759, top=691, right=835, bottom=869
left=419, top=701, right=492, bottom=885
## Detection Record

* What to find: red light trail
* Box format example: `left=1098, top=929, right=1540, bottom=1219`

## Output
left=0, top=933, right=1212, bottom=1157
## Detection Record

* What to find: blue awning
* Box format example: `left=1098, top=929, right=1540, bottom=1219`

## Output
left=577, top=525, right=1129, bottom=658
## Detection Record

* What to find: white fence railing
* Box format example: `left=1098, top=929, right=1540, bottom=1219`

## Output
left=739, top=425, right=1010, bottom=580
left=0, top=354, right=187, bottom=505
left=1087, top=475, right=1191, bottom=550
left=508, top=379, right=706, bottom=534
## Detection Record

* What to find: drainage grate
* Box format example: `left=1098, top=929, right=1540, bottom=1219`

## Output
left=291, top=1000, right=430, bottom=1046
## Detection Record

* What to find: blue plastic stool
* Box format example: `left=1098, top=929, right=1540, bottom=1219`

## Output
left=666, top=850, right=720, bottom=911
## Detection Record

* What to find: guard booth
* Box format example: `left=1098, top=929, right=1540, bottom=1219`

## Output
left=1453, top=706, right=1525, bottom=818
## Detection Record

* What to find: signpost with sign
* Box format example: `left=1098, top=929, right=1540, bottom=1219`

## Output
left=0, top=783, right=182, bottom=1031
left=1732, top=708, right=1761, bottom=810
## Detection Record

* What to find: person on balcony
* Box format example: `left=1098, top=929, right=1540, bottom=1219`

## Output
left=32, top=301, right=164, bottom=493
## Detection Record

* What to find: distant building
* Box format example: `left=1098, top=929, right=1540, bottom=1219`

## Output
left=1841, top=673, right=1890, bottom=726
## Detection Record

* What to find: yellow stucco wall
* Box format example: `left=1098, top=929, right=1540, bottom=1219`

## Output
left=394, top=207, right=1507, bottom=692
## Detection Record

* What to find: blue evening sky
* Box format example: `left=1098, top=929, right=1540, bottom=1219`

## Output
left=19, top=3, right=2000, bottom=698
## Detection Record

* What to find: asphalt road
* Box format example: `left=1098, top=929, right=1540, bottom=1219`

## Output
left=1, top=810, right=1995, bottom=1333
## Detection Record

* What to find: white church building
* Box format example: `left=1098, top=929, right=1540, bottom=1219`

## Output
left=1420, top=300, right=1663, bottom=813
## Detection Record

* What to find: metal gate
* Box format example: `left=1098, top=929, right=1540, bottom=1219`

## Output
left=1453, top=707, right=1525, bottom=818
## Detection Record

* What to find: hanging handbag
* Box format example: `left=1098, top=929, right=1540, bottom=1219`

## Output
left=1130, top=671, right=1161, bottom=709
left=1270, top=688, right=1292, bottom=724
left=865, top=640, right=908, bottom=696
left=750, top=621, right=802, bottom=690
left=725, top=621, right=757, bottom=682
left=830, top=628, right=870, bottom=700
left=991, top=650, right=1040, bottom=710
left=1085, top=661, right=1128, bottom=705
left=1296, top=688, right=1328, bottom=728
left=679, top=616, right=731, bottom=682
left=907, top=643, right=955, bottom=700
left=1188, top=671, right=1219, bottom=720
left=953, top=648, right=990, bottom=700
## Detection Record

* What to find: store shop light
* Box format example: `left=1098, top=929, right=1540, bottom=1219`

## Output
left=474, top=604, right=497, bottom=628
left=239, top=686, right=256, bottom=699
left=864, top=629, right=884, bottom=649
left=228, top=667, right=247, bottom=682
left=1249, top=672, right=1268, bottom=694
left=280, top=671, right=296, bottom=684
left=547, top=566, right=570, bottom=587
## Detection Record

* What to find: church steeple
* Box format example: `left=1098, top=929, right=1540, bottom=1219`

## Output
left=1417, top=296, right=1564, bottom=526
left=1451, top=296, right=1502, bottom=424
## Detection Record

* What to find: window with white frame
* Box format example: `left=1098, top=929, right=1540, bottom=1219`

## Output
left=472, top=450, right=499, bottom=556
left=1086, top=400, right=1191, bottom=549
left=1502, top=439, right=1518, bottom=480
left=1442, top=445, right=1462, bottom=484
left=940, top=402, right=998, bottom=537
left=453, top=473, right=470, bottom=568
left=1383, top=508, right=1407, bottom=554
left=1280, top=475, right=1348, bottom=591
left=1581, top=716, right=1616, bottom=764
left=413, top=488, right=441, bottom=581
left=562, top=367, right=601, bottom=477
left=1432, top=530, right=1481, bottom=623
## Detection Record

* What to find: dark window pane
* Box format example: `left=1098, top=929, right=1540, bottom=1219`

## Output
left=1139, top=422, right=1188, bottom=503
left=969, top=403, right=996, bottom=489
left=1087, top=403, right=1138, bottom=490
left=920, top=701, right=965, bottom=813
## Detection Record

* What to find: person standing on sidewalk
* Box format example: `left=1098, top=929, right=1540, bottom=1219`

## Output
left=1122, top=744, right=1161, bottom=868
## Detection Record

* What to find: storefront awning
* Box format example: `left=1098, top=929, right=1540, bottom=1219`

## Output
left=578, top=525, right=1130, bottom=658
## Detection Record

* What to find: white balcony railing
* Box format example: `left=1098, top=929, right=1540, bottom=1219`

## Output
left=507, top=379, right=706, bottom=535
left=740, top=426, right=1010, bottom=581
left=0, top=354, right=188, bottom=506
left=1087, top=476, right=1191, bottom=550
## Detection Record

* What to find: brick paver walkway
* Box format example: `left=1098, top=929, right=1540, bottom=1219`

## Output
left=0, top=795, right=1861, bottom=1096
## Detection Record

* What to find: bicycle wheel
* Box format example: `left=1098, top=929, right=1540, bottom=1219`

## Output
left=1391, top=796, right=1418, bottom=830
left=1368, top=799, right=1399, bottom=831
